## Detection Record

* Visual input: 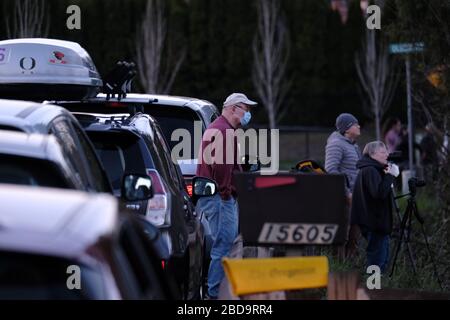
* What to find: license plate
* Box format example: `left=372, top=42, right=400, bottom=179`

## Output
left=257, top=223, right=339, bottom=244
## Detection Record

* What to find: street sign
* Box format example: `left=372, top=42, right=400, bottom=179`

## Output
left=389, top=42, right=425, bottom=54
left=234, top=172, right=347, bottom=246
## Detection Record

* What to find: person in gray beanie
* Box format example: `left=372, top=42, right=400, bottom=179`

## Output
left=325, top=113, right=362, bottom=257
left=326, top=113, right=361, bottom=195
left=336, top=113, right=360, bottom=136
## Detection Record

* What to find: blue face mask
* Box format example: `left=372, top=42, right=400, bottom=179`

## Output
left=240, top=111, right=251, bottom=126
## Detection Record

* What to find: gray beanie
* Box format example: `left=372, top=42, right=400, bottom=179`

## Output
left=336, top=113, right=358, bottom=134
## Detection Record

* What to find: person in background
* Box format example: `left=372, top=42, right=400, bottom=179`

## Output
left=382, top=117, right=402, bottom=154
left=351, top=141, right=400, bottom=273
left=325, top=113, right=362, bottom=257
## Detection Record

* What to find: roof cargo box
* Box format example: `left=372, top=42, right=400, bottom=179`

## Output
left=0, top=38, right=102, bottom=101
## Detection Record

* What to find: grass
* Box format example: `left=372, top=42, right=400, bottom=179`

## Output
left=325, top=185, right=449, bottom=293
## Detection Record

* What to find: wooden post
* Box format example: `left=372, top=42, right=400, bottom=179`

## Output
left=327, top=272, right=361, bottom=300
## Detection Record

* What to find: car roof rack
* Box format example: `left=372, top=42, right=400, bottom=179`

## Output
left=103, top=61, right=137, bottom=101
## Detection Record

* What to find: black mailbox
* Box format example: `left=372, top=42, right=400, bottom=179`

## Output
left=234, top=172, right=348, bottom=246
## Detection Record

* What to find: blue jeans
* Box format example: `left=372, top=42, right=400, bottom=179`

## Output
left=197, top=195, right=238, bottom=298
left=366, top=232, right=390, bottom=273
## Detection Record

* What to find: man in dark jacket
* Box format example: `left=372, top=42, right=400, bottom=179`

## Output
left=351, top=141, right=399, bottom=273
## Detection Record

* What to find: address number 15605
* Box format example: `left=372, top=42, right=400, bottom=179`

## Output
left=257, top=223, right=339, bottom=244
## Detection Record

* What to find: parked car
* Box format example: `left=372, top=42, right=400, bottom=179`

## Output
left=72, top=111, right=218, bottom=299
left=0, top=130, right=92, bottom=190
left=53, top=93, right=220, bottom=190
left=0, top=38, right=219, bottom=187
left=0, top=99, right=112, bottom=193
left=0, top=183, right=177, bottom=300
left=0, top=38, right=219, bottom=298
left=54, top=95, right=221, bottom=291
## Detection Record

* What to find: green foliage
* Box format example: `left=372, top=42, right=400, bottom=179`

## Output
left=383, top=2, right=450, bottom=286
left=328, top=187, right=449, bottom=292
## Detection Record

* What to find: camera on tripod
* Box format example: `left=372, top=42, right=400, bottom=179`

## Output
left=390, top=176, right=442, bottom=288
left=408, top=177, right=426, bottom=195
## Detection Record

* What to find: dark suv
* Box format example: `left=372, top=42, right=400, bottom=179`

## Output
left=74, top=111, right=210, bottom=299
left=54, top=94, right=221, bottom=298
left=53, top=93, right=220, bottom=188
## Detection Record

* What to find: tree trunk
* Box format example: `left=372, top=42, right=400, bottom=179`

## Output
left=6, top=0, right=49, bottom=38
left=135, top=0, right=185, bottom=94
left=355, top=23, right=398, bottom=139
left=375, top=106, right=381, bottom=141
left=252, top=0, right=291, bottom=129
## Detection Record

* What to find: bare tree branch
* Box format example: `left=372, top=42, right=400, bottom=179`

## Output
left=252, top=0, right=292, bottom=129
left=135, top=0, right=186, bottom=94
left=355, top=25, right=399, bottom=140
left=6, top=0, right=49, bottom=38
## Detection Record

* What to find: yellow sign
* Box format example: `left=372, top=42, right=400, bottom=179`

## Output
left=222, top=256, right=329, bottom=296
left=427, top=65, right=447, bottom=92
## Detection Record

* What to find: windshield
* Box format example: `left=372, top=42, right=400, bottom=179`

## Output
left=148, top=107, right=201, bottom=160
left=87, top=130, right=149, bottom=192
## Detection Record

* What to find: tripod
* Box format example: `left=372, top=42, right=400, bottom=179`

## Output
left=390, top=186, right=417, bottom=274
left=389, top=183, right=443, bottom=290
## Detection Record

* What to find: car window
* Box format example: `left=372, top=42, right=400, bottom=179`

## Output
left=152, top=123, right=182, bottom=189
left=145, top=135, right=174, bottom=190
left=87, top=130, right=149, bottom=192
left=71, top=122, right=112, bottom=193
left=211, top=112, right=218, bottom=123
left=0, top=126, right=24, bottom=132
left=50, top=118, right=90, bottom=190
left=0, top=250, right=106, bottom=300
left=147, top=107, right=201, bottom=160
left=0, top=154, right=71, bottom=188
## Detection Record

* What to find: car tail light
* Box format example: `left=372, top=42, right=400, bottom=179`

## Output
left=146, top=169, right=170, bottom=227
left=186, top=183, right=193, bottom=197
left=107, top=102, right=126, bottom=108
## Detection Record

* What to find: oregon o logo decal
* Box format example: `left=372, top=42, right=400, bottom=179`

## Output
left=20, top=57, right=36, bottom=70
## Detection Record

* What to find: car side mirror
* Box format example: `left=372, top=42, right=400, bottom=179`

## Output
left=121, top=173, right=154, bottom=201
left=241, top=154, right=261, bottom=172
left=191, top=177, right=218, bottom=205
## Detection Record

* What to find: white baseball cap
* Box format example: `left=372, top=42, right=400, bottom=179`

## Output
left=223, top=93, right=258, bottom=107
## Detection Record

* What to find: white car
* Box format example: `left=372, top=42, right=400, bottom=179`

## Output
left=0, top=184, right=174, bottom=300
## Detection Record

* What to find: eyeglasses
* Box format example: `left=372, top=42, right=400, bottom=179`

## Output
left=234, top=104, right=250, bottom=112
